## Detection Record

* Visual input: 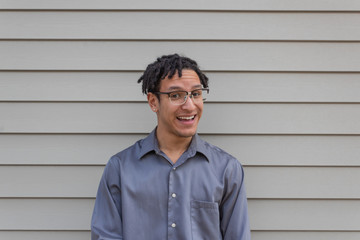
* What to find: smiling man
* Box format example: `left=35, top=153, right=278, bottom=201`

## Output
left=91, top=54, right=251, bottom=240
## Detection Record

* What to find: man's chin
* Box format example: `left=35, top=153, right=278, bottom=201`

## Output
left=176, top=129, right=197, bottom=139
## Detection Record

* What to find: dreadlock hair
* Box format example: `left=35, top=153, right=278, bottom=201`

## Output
left=137, top=54, right=209, bottom=95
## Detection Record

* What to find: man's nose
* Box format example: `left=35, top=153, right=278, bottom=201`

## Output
left=182, top=94, right=196, bottom=108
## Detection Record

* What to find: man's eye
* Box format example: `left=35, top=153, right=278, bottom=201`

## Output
left=170, top=93, right=181, bottom=99
left=192, top=91, right=202, bottom=97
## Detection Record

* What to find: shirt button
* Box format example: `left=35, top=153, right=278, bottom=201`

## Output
left=171, top=193, right=177, bottom=198
left=173, top=167, right=176, bottom=171
left=171, top=223, right=176, bottom=228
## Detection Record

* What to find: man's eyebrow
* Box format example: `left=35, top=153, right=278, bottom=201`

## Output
left=192, top=84, right=203, bottom=89
left=167, top=86, right=183, bottom=91
left=167, top=85, right=203, bottom=91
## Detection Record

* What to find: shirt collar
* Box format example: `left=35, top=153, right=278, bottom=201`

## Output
left=138, top=128, right=210, bottom=162
left=187, top=133, right=210, bottom=162
left=138, top=128, right=159, bottom=159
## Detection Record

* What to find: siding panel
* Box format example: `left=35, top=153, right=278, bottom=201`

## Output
left=1, top=166, right=359, bottom=199
left=1, top=231, right=359, bottom=240
left=2, top=12, right=360, bottom=41
left=0, top=231, right=90, bottom=240
left=1, top=199, right=359, bottom=231
left=1, top=102, right=360, bottom=134
left=2, top=41, right=360, bottom=71
left=1, top=0, right=360, bottom=11
left=2, top=72, right=360, bottom=103
left=0, top=199, right=94, bottom=230
left=2, top=134, right=360, bottom=166
left=249, top=200, right=360, bottom=231
left=0, top=134, right=142, bottom=165
left=245, top=167, right=360, bottom=199
left=0, top=166, right=102, bottom=198
left=207, top=135, right=360, bottom=166
left=252, top=231, right=360, bottom=240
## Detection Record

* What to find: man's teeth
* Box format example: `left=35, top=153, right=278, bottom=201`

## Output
left=178, top=116, right=195, bottom=120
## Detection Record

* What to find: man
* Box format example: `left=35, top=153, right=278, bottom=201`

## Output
left=91, top=54, right=251, bottom=239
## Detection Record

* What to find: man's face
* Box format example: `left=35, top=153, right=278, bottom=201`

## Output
left=148, top=69, right=204, bottom=141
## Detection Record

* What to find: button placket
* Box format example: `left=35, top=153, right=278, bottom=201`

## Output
left=168, top=163, right=186, bottom=238
left=168, top=167, right=177, bottom=238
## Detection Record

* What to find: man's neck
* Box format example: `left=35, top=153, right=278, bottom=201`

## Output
left=156, top=129, right=193, bottom=164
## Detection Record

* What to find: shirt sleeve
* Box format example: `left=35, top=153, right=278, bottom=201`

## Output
left=91, top=156, right=123, bottom=240
left=220, top=160, right=251, bottom=240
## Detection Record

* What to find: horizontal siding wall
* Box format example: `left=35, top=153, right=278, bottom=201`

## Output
left=1, top=2, right=360, bottom=239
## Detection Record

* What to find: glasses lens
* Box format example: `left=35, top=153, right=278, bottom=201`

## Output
left=193, top=89, right=209, bottom=102
left=191, top=89, right=202, bottom=99
left=169, top=91, right=186, bottom=105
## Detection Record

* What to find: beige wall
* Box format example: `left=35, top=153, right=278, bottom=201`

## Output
left=1, top=1, right=360, bottom=239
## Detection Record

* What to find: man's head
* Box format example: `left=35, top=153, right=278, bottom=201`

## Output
left=137, top=54, right=209, bottom=95
left=138, top=54, right=209, bottom=140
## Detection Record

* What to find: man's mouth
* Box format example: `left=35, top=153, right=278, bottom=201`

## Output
left=177, top=115, right=195, bottom=121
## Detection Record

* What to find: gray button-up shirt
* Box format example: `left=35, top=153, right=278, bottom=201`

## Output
left=91, top=129, right=251, bottom=240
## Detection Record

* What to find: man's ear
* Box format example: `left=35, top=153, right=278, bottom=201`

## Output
left=147, top=93, right=159, bottom=113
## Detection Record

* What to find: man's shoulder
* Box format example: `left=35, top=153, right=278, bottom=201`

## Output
left=110, top=138, right=144, bottom=163
left=199, top=137, right=242, bottom=168
left=198, top=138, right=244, bottom=182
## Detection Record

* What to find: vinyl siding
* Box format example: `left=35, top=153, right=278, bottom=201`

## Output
left=0, top=1, right=359, bottom=239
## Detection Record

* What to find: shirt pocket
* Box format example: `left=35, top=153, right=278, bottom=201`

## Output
left=191, top=200, right=221, bottom=240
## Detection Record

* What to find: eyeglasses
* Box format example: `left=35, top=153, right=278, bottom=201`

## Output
left=154, top=88, right=209, bottom=105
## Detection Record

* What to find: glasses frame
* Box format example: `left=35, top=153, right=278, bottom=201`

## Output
left=154, top=88, right=209, bottom=105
